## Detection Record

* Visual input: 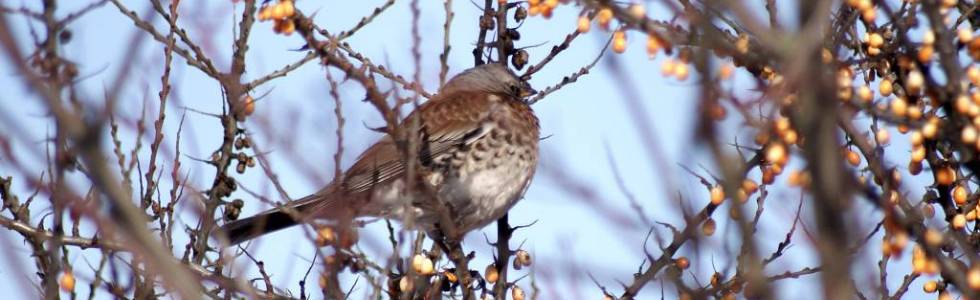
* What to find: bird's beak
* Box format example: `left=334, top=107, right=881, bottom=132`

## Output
left=518, top=83, right=537, bottom=98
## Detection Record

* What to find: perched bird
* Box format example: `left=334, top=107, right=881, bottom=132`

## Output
left=218, top=63, right=540, bottom=244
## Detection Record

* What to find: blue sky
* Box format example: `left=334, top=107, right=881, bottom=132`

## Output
left=0, top=0, right=939, bottom=299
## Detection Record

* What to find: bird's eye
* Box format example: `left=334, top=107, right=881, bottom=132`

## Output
left=510, top=84, right=520, bottom=95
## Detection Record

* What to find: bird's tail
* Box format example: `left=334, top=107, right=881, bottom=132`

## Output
left=217, top=208, right=302, bottom=245
left=215, top=191, right=354, bottom=245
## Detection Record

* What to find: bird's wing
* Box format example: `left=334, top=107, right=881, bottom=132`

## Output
left=339, top=91, right=499, bottom=195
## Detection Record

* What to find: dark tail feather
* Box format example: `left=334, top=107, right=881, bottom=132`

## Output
left=217, top=209, right=300, bottom=245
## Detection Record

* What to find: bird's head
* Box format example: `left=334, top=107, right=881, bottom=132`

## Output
left=441, top=63, right=537, bottom=99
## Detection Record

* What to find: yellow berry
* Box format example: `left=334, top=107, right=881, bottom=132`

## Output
left=907, top=70, right=924, bottom=94
left=411, top=254, right=435, bottom=275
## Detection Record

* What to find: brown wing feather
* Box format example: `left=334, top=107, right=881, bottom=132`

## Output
left=296, top=91, right=496, bottom=216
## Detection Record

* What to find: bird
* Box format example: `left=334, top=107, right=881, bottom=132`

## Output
left=218, top=63, right=540, bottom=245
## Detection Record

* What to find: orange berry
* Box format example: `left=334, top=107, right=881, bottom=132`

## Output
left=674, top=63, right=689, bottom=81
left=279, top=19, right=296, bottom=35
left=910, top=130, right=924, bottom=146
left=645, top=36, right=661, bottom=58
left=925, top=228, right=944, bottom=246
left=918, top=45, right=934, bottom=63
left=399, top=275, right=414, bottom=291
left=577, top=16, right=591, bottom=33
left=858, top=85, right=873, bottom=102
left=955, top=185, right=969, bottom=205
left=891, top=231, right=908, bottom=250
left=485, top=264, right=499, bottom=283
left=913, top=257, right=928, bottom=274
left=922, top=119, right=939, bottom=140
left=861, top=7, right=876, bottom=22
left=868, top=32, right=884, bottom=48
left=59, top=270, right=75, bottom=292
left=710, top=185, right=725, bottom=205
left=596, top=8, right=613, bottom=29
left=660, top=59, right=676, bottom=76
left=702, top=218, right=717, bottom=236
left=270, top=3, right=286, bottom=19
left=674, top=256, right=690, bottom=270
left=959, top=27, right=974, bottom=43
left=890, top=97, right=906, bottom=116
left=924, top=30, right=936, bottom=45
left=969, top=268, right=980, bottom=290
left=935, top=166, right=956, bottom=186
left=280, top=0, right=295, bottom=18
left=774, top=117, right=791, bottom=132
left=627, top=4, right=646, bottom=18
left=719, top=63, right=734, bottom=80
left=411, top=254, right=435, bottom=275
left=911, top=146, right=926, bottom=163
left=953, top=213, right=967, bottom=229
left=512, top=286, right=526, bottom=300
left=766, top=143, right=788, bottom=165
left=875, top=128, right=890, bottom=144
left=612, top=31, right=627, bottom=53
left=316, top=227, right=336, bottom=246
left=258, top=5, right=273, bottom=21
left=969, top=66, right=980, bottom=85
left=761, top=167, right=775, bottom=185
left=879, top=79, right=893, bottom=97
left=742, top=179, right=758, bottom=195
left=907, top=70, right=924, bottom=94
left=846, top=149, right=861, bottom=166
left=923, top=280, right=938, bottom=293
left=964, top=126, right=978, bottom=144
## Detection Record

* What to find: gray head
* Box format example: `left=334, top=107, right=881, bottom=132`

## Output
left=441, top=64, right=536, bottom=99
